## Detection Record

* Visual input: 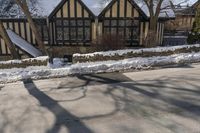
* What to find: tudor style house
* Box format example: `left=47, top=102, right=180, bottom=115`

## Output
left=0, top=0, right=174, bottom=57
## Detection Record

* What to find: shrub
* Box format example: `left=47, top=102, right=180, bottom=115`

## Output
left=93, top=33, right=126, bottom=51
left=187, top=10, right=200, bottom=44
left=187, top=32, right=200, bottom=44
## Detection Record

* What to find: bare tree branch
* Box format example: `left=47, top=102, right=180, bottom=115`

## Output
left=0, top=21, right=20, bottom=59
left=15, top=0, right=47, bottom=55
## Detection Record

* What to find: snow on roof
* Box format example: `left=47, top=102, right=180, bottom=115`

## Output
left=6, top=29, right=43, bottom=57
left=81, top=0, right=112, bottom=16
left=0, top=0, right=62, bottom=18
left=82, top=0, right=175, bottom=18
left=0, top=0, right=174, bottom=18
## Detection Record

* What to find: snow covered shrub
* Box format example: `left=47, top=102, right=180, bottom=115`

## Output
left=94, top=34, right=125, bottom=51
left=187, top=10, right=200, bottom=44
left=187, top=22, right=200, bottom=44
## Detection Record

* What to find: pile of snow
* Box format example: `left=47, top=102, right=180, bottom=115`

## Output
left=1, top=52, right=200, bottom=83
left=74, top=44, right=200, bottom=58
left=48, top=58, right=71, bottom=68
left=0, top=56, right=48, bottom=65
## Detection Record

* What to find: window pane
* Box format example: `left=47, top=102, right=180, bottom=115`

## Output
left=70, top=20, right=76, bottom=26
left=78, top=28, right=83, bottom=40
left=85, top=28, right=90, bottom=40
left=132, top=20, right=139, bottom=26
left=111, top=20, right=117, bottom=26
left=56, top=20, right=62, bottom=26
left=119, top=20, right=125, bottom=26
left=63, top=20, right=69, bottom=26
left=85, top=20, right=90, bottom=26
left=78, top=20, right=83, bottom=26
left=111, top=28, right=117, bottom=34
left=64, top=28, right=69, bottom=40
left=118, top=28, right=124, bottom=36
left=104, top=20, right=109, bottom=26
left=57, top=28, right=63, bottom=40
left=126, top=20, right=132, bottom=26
left=132, top=28, right=139, bottom=39
left=126, top=28, right=131, bottom=40
left=70, top=28, right=76, bottom=40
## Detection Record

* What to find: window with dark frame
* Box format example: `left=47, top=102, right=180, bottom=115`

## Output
left=35, top=20, right=49, bottom=41
left=103, top=18, right=140, bottom=46
left=55, top=18, right=92, bottom=45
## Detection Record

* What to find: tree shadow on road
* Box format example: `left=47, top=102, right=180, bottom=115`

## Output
left=75, top=74, right=200, bottom=121
left=23, top=79, right=93, bottom=133
left=21, top=72, right=200, bottom=133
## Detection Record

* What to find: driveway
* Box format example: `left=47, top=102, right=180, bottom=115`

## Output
left=0, top=64, right=200, bottom=133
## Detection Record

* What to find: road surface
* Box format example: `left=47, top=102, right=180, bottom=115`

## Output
left=0, top=64, right=200, bottom=133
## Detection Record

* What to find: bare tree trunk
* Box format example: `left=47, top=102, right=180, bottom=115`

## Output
left=0, top=21, right=20, bottom=59
left=143, top=0, right=164, bottom=48
left=15, top=0, right=46, bottom=55
left=145, top=17, right=158, bottom=47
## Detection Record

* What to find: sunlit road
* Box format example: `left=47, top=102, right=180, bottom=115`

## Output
left=0, top=64, right=200, bottom=133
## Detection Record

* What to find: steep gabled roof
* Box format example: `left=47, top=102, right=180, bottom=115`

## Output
left=81, top=0, right=112, bottom=16
left=0, top=0, right=175, bottom=19
left=172, top=0, right=199, bottom=16
left=193, top=0, right=200, bottom=8
left=174, top=7, right=195, bottom=16
left=49, top=0, right=96, bottom=19
left=0, top=0, right=62, bottom=18
left=83, top=0, right=175, bottom=18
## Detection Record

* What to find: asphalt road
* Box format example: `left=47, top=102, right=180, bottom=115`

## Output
left=0, top=64, right=200, bottom=133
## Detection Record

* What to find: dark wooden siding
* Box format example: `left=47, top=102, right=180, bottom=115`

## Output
left=99, top=0, right=141, bottom=46
left=98, top=0, right=165, bottom=46
left=50, top=0, right=95, bottom=46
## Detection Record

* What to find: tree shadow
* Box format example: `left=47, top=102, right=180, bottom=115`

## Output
left=76, top=74, right=200, bottom=121
left=159, top=63, right=194, bottom=69
left=21, top=72, right=200, bottom=133
left=23, top=79, right=93, bottom=133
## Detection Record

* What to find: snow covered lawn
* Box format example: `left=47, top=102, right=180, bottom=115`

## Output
left=1, top=52, right=200, bottom=83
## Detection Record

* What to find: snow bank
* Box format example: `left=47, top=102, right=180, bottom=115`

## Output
left=73, top=44, right=200, bottom=63
left=1, top=52, right=200, bottom=83
left=0, top=56, right=48, bottom=69
left=74, top=44, right=200, bottom=57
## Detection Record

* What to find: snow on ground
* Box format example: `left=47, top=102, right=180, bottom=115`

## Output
left=0, top=56, right=48, bottom=65
left=74, top=44, right=200, bottom=58
left=1, top=52, right=200, bottom=83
